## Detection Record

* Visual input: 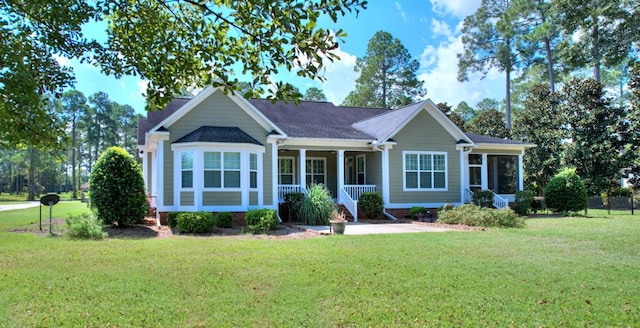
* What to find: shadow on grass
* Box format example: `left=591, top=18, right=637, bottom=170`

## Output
left=105, top=225, right=160, bottom=239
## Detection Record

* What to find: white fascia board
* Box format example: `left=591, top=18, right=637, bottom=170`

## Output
left=279, top=138, right=374, bottom=149
left=171, top=142, right=266, bottom=153
left=473, top=143, right=536, bottom=151
left=150, top=87, right=216, bottom=132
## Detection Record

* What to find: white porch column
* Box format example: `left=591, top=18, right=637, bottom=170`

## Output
left=381, top=146, right=390, bottom=207
left=337, top=150, right=345, bottom=204
left=299, top=149, right=306, bottom=190
left=459, top=149, right=466, bottom=204
left=270, top=141, right=278, bottom=209
left=518, top=152, right=524, bottom=191
left=481, top=154, right=488, bottom=190
left=141, top=150, right=148, bottom=193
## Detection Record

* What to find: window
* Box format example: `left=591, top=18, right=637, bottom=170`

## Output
left=181, top=152, right=193, bottom=188
left=488, top=155, right=517, bottom=194
left=404, top=152, right=447, bottom=190
left=306, top=158, right=326, bottom=186
left=469, top=154, right=482, bottom=192
left=278, top=157, right=295, bottom=185
left=250, top=153, right=258, bottom=189
left=203, top=151, right=240, bottom=189
left=356, top=155, right=366, bottom=184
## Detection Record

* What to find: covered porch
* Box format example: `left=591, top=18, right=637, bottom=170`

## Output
left=462, top=151, right=524, bottom=208
left=275, top=148, right=383, bottom=221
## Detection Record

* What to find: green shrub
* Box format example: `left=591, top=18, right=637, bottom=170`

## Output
left=66, top=213, right=108, bottom=239
left=409, top=206, right=428, bottom=218
left=298, top=184, right=335, bottom=225
left=531, top=197, right=545, bottom=213
left=602, top=186, right=633, bottom=198
left=284, top=192, right=305, bottom=222
left=89, top=147, right=148, bottom=227
left=437, top=204, right=525, bottom=228
left=216, top=212, right=233, bottom=228
left=167, top=212, right=180, bottom=228
left=472, top=190, right=494, bottom=208
left=359, top=192, right=383, bottom=220
left=544, top=168, right=587, bottom=213
left=514, top=190, right=535, bottom=215
left=245, top=209, right=278, bottom=234
left=176, top=212, right=216, bottom=233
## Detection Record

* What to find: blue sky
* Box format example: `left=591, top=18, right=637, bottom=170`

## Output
left=59, top=0, right=504, bottom=114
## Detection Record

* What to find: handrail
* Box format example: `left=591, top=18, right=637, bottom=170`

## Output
left=490, top=190, right=509, bottom=209
left=339, top=188, right=358, bottom=222
left=464, top=188, right=474, bottom=204
left=277, top=185, right=302, bottom=202
left=343, top=184, right=376, bottom=201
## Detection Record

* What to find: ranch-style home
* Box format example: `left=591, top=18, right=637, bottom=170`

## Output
left=137, top=87, right=534, bottom=223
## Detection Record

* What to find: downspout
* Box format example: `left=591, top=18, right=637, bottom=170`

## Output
left=373, top=142, right=397, bottom=221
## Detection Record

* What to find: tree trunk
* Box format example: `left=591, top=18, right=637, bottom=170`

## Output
left=505, top=64, right=512, bottom=131
left=71, top=123, right=77, bottom=198
left=27, top=147, right=37, bottom=201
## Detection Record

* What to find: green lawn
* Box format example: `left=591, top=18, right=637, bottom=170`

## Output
left=1, top=204, right=638, bottom=327
left=0, top=192, right=80, bottom=204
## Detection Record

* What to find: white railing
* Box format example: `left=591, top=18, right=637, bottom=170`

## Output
left=343, top=184, right=376, bottom=201
left=278, top=185, right=302, bottom=202
left=339, top=188, right=358, bottom=222
left=490, top=190, right=509, bottom=209
left=464, top=189, right=474, bottom=204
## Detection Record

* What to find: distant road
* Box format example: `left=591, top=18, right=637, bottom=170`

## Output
left=0, top=202, right=41, bottom=211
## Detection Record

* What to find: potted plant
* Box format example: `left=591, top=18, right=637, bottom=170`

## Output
left=329, top=210, right=347, bottom=234
left=409, top=206, right=433, bottom=222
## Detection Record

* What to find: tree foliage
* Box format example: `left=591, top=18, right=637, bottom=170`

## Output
left=623, top=62, right=640, bottom=189
left=466, top=108, right=508, bottom=138
left=544, top=168, right=587, bottom=213
left=343, top=31, right=425, bottom=108
left=561, top=78, right=625, bottom=195
left=89, top=147, right=147, bottom=227
left=512, top=83, right=563, bottom=194
left=303, top=87, right=327, bottom=101
left=436, top=102, right=465, bottom=130
left=1, top=0, right=367, bottom=147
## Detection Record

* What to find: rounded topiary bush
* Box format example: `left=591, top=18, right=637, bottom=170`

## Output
left=176, top=212, right=216, bottom=233
left=544, top=168, right=587, bottom=214
left=90, top=146, right=148, bottom=226
left=359, top=192, right=383, bottom=220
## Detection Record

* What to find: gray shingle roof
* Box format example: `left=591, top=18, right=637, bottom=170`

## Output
left=352, top=101, right=428, bottom=141
left=137, top=98, right=190, bottom=145
left=465, top=133, right=530, bottom=145
left=173, top=126, right=263, bottom=145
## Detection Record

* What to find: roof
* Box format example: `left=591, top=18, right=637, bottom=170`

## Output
left=173, top=126, right=263, bottom=145
left=137, top=89, right=532, bottom=148
left=249, top=99, right=386, bottom=139
left=465, top=133, right=532, bottom=145
left=137, top=98, right=190, bottom=145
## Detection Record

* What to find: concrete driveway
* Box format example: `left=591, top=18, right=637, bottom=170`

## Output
left=295, top=222, right=456, bottom=235
left=0, top=202, right=41, bottom=212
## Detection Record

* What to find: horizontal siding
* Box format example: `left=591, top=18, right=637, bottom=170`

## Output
left=249, top=192, right=258, bottom=206
left=203, top=192, right=241, bottom=206
left=263, top=143, right=273, bottom=206
left=365, top=151, right=382, bottom=188
left=180, top=191, right=194, bottom=206
left=389, top=109, right=461, bottom=204
left=163, top=141, right=174, bottom=206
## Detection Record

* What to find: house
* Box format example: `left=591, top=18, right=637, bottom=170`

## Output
left=137, top=87, right=535, bottom=224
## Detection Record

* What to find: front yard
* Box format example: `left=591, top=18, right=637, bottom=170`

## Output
left=0, top=202, right=638, bottom=326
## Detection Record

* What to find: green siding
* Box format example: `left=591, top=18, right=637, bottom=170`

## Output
left=203, top=192, right=241, bottom=205
left=163, top=141, right=174, bottom=206
left=180, top=191, right=194, bottom=206
left=146, top=152, right=153, bottom=193
left=249, top=192, right=258, bottom=206
left=162, top=90, right=273, bottom=208
left=263, top=144, right=273, bottom=206
left=366, top=151, right=382, bottom=188
left=388, top=109, right=461, bottom=204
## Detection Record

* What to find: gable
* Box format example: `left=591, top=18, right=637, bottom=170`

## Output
left=168, top=90, right=271, bottom=144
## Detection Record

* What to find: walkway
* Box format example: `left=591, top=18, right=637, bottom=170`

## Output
left=295, top=222, right=456, bottom=235
left=0, top=202, right=41, bottom=211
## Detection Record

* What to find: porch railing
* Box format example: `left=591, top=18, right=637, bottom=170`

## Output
left=278, top=185, right=302, bottom=202
left=343, top=184, right=376, bottom=201
left=339, top=188, right=358, bottom=222
left=464, top=188, right=474, bottom=204
left=491, top=191, right=509, bottom=209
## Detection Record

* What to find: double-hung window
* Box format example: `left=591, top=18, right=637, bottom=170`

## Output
left=204, top=151, right=240, bottom=188
left=404, top=151, right=447, bottom=190
left=181, top=152, right=194, bottom=188
left=249, top=153, right=258, bottom=189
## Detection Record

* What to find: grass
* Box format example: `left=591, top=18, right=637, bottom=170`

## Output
left=0, top=192, right=82, bottom=204
left=0, top=205, right=639, bottom=327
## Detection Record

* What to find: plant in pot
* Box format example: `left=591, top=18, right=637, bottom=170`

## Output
left=409, top=206, right=433, bottom=222
left=329, top=210, right=347, bottom=234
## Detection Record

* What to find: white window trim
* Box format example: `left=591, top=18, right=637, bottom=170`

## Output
left=278, top=156, right=296, bottom=185
left=356, top=154, right=366, bottom=185
left=305, top=157, right=327, bottom=186
left=203, top=151, right=242, bottom=191
left=179, top=151, right=195, bottom=191
left=249, top=153, right=258, bottom=190
left=402, top=151, right=448, bottom=191
left=468, top=153, right=483, bottom=190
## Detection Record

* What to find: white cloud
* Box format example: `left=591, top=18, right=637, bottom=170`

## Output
left=136, top=80, right=148, bottom=96
left=53, top=54, right=71, bottom=67
left=319, top=49, right=358, bottom=105
left=395, top=2, right=407, bottom=22
left=420, top=45, right=437, bottom=68
left=417, top=36, right=504, bottom=107
left=430, top=19, right=452, bottom=38
left=429, top=0, right=481, bottom=18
